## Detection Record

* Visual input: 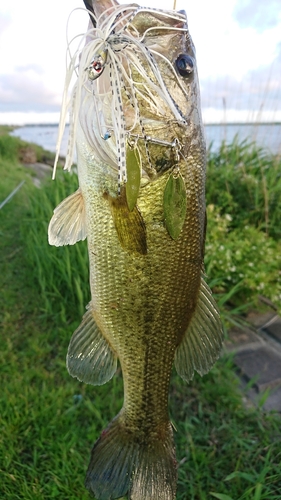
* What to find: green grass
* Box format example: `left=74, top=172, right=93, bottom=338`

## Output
left=22, top=170, right=90, bottom=323
left=1, top=130, right=281, bottom=499
left=206, top=136, right=281, bottom=239
left=205, top=137, right=281, bottom=314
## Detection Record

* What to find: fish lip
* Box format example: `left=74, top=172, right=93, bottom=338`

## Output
left=84, top=0, right=120, bottom=25
left=178, top=9, right=187, bottom=26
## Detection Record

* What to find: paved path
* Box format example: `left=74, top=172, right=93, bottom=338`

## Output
left=225, top=309, right=281, bottom=412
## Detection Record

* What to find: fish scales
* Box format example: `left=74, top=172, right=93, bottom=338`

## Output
left=78, top=131, right=200, bottom=418
left=48, top=1, right=223, bottom=499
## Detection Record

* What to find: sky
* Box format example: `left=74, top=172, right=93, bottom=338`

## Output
left=0, top=0, right=281, bottom=124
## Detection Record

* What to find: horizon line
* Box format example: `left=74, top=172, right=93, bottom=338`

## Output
left=6, top=121, right=281, bottom=128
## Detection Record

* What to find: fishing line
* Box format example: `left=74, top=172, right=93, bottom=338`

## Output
left=124, top=59, right=164, bottom=114
left=123, top=51, right=155, bottom=175
left=139, top=24, right=188, bottom=42
left=119, top=41, right=170, bottom=115
left=121, top=6, right=186, bottom=31
left=120, top=56, right=140, bottom=134
left=120, top=34, right=187, bottom=124
left=108, top=50, right=127, bottom=188
left=149, top=48, right=190, bottom=102
left=99, top=5, right=137, bottom=37
left=53, top=8, right=96, bottom=178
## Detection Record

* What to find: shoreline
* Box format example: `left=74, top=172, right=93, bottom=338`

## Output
left=4, top=121, right=281, bottom=128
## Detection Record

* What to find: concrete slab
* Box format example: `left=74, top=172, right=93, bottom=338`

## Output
left=262, top=386, right=281, bottom=412
left=234, top=346, right=281, bottom=391
left=261, top=315, right=281, bottom=344
left=239, top=376, right=281, bottom=412
left=225, top=326, right=264, bottom=353
left=246, top=311, right=277, bottom=329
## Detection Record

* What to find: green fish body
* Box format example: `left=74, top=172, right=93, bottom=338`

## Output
left=49, top=2, right=223, bottom=499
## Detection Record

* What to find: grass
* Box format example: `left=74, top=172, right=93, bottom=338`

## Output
left=206, top=136, right=281, bottom=240
left=205, top=137, right=281, bottom=314
left=1, top=128, right=281, bottom=499
left=22, top=169, right=90, bottom=323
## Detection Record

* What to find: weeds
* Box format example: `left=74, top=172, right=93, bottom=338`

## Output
left=22, top=170, right=90, bottom=323
left=0, top=134, right=23, bottom=162
left=0, top=128, right=55, bottom=166
left=206, top=136, right=281, bottom=239
left=205, top=204, right=281, bottom=311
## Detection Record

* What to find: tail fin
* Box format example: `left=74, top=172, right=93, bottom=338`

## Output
left=85, top=412, right=177, bottom=500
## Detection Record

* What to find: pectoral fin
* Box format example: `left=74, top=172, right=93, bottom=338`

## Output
left=67, top=303, right=117, bottom=385
left=48, top=188, right=87, bottom=246
left=175, top=278, right=223, bottom=382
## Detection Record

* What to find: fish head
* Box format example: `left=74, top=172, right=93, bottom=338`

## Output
left=75, top=0, right=205, bottom=184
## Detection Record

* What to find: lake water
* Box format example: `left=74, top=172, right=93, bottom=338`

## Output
left=10, top=122, right=281, bottom=158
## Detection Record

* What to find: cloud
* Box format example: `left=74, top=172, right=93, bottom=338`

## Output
left=0, top=68, right=61, bottom=113
left=14, top=64, right=45, bottom=75
left=233, top=0, right=281, bottom=32
left=200, top=56, right=281, bottom=122
left=0, top=111, right=61, bottom=125
left=0, top=11, right=12, bottom=34
left=276, top=41, right=281, bottom=60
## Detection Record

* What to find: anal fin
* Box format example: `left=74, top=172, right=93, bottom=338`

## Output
left=48, top=188, right=87, bottom=246
left=175, top=277, right=224, bottom=382
left=67, top=303, right=117, bottom=385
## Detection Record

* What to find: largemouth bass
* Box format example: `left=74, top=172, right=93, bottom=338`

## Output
left=48, top=1, right=223, bottom=498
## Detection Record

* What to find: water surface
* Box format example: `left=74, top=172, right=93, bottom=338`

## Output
left=11, top=122, right=281, bottom=158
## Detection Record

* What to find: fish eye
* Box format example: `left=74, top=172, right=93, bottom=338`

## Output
left=175, top=54, right=194, bottom=77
